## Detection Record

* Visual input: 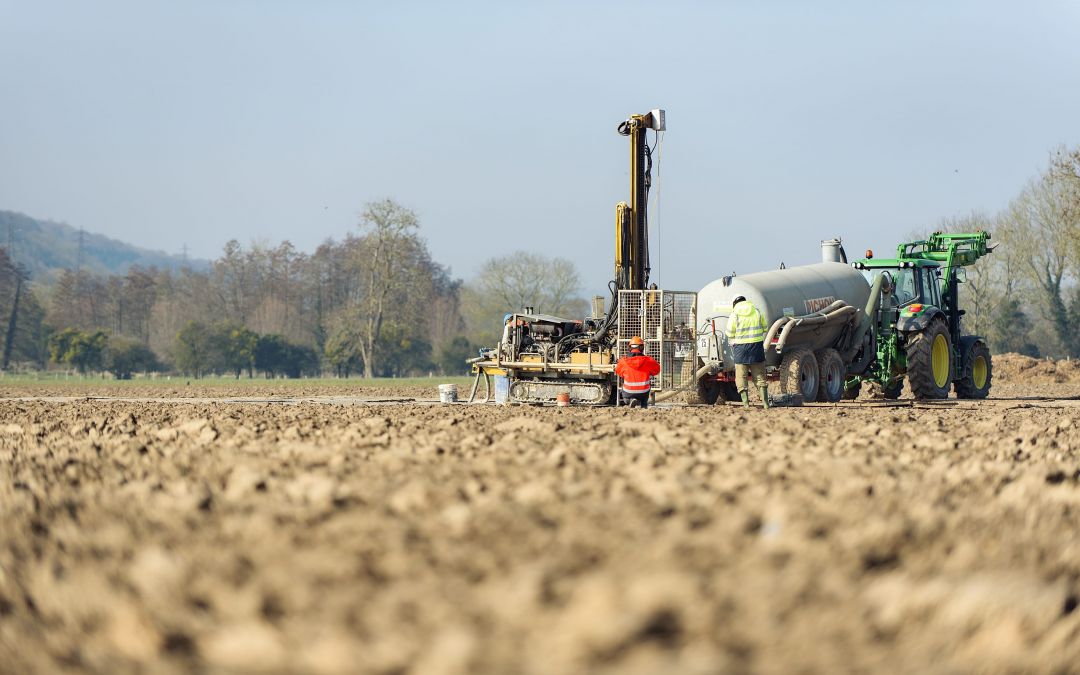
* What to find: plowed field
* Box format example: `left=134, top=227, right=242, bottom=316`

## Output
left=2, top=379, right=1079, bottom=674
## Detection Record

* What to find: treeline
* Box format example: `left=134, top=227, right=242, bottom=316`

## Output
left=0, top=199, right=586, bottom=378
left=13, top=149, right=1074, bottom=376
left=928, top=145, right=1080, bottom=358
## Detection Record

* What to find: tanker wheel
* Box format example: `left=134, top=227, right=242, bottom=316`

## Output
left=815, top=348, right=846, bottom=403
left=955, top=339, right=992, bottom=399
left=690, top=376, right=721, bottom=405
left=906, top=319, right=952, bottom=399
left=689, top=376, right=741, bottom=404
left=779, top=347, right=819, bottom=402
left=719, top=381, right=741, bottom=402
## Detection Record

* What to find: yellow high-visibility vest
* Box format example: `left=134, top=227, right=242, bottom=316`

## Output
left=727, top=301, right=767, bottom=344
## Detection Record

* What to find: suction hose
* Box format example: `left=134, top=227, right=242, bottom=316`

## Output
left=761, top=299, right=849, bottom=356
left=764, top=316, right=789, bottom=349
left=652, top=361, right=719, bottom=403
left=772, top=303, right=857, bottom=356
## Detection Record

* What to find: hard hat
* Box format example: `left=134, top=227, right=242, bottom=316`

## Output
left=629, top=336, right=644, bottom=346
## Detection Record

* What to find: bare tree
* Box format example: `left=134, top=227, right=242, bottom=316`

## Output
left=352, top=199, right=422, bottom=378
left=1005, top=167, right=1080, bottom=356
left=1, top=248, right=27, bottom=369
left=936, top=210, right=996, bottom=337
left=213, top=240, right=251, bottom=325
left=1050, top=146, right=1080, bottom=265
left=123, top=266, right=158, bottom=344
left=463, top=252, right=588, bottom=344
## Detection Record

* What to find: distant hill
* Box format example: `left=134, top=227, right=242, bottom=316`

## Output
left=0, top=210, right=207, bottom=283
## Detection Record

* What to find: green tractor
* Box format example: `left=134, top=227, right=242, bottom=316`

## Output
left=848, top=232, right=993, bottom=400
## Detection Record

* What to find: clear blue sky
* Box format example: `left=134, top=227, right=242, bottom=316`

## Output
left=2, top=0, right=1078, bottom=294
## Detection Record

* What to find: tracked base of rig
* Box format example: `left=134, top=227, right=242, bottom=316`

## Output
left=509, top=379, right=613, bottom=406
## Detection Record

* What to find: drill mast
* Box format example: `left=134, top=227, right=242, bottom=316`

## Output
left=614, top=110, right=665, bottom=291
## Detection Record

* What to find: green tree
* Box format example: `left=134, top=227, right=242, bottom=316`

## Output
left=175, top=321, right=212, bottom=377
left=281, top=342, right=319, bottom=378
left=212, top=323, right=258, bottom=378
left=70, top=330, right=107, bottom=373
left=376, top=323, right=433, bottom=377
left=255, top=334, right=289, bottom=378
left=255, top=333, right=318, bottom=378
left=48, top=328, right=78, bottom=366
left=324, top=317, right=363, bottom=377
left=104, top=336, right=160, bottom=379
left=49, top=328, right=108, bottom=373
left=989, top=297, right=1040, bottom=357
left=437, top=335, right=474, bottom=375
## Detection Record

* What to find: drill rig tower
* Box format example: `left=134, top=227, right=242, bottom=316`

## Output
left=469, top=109, right=696, bottom=405
left=615, top=109, right=664, bottom=292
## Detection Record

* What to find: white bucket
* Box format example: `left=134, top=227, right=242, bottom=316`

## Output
left=493, top=375, right=510, bottom=404
left=438, top=383, right=458, bottom=403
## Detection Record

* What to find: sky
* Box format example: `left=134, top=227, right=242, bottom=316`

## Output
left=2, top=0, right=1079, bottom=294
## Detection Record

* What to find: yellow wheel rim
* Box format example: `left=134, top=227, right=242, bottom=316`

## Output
left=973, top=355, right=987, bottom=389
left=932, top=333, right=949, bottom=388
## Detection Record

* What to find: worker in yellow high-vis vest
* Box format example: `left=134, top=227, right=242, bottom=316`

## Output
left=726, top=295, right=769, bottom=409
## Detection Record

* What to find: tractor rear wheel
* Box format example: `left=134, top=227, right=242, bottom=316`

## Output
left=815, top=348, right=846, bottom=402
left=779, top=347, right=819, bottom=402
left=955, top=339, right=992, bottom=399
left=906, top=319, right=952, bottom=399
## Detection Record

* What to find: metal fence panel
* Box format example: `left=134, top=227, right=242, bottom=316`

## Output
left=617, top=290, right=697, bottom=391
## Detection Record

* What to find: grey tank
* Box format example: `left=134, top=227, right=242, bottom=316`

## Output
left=697, top=262, right=871, bottom=368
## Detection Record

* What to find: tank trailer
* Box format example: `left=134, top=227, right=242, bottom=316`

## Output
left=693, top=231, right=994, bottom=403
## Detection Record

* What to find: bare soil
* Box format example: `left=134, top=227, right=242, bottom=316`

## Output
left=993, top=353, right=1080, bottom=385
left=2, top=379, right=1079, bottom=674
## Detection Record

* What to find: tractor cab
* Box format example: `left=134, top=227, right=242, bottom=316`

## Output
left=853, top=258, right=942, bottom=312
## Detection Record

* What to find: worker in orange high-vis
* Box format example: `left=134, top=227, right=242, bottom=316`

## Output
left=615, top=336, right=661, bottom=408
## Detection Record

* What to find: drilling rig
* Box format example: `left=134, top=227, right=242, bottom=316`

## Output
left=468, top=109, right=699, bottom=405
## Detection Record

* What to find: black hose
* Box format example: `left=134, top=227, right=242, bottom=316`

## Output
left=570, top=280, right=619, bottom=346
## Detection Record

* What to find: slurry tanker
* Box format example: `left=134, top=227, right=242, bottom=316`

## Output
left=692, top=232, right=994, bottom=403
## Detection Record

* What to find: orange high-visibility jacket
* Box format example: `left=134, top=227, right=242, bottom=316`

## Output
left=615, top=354, right=661, bottom=394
